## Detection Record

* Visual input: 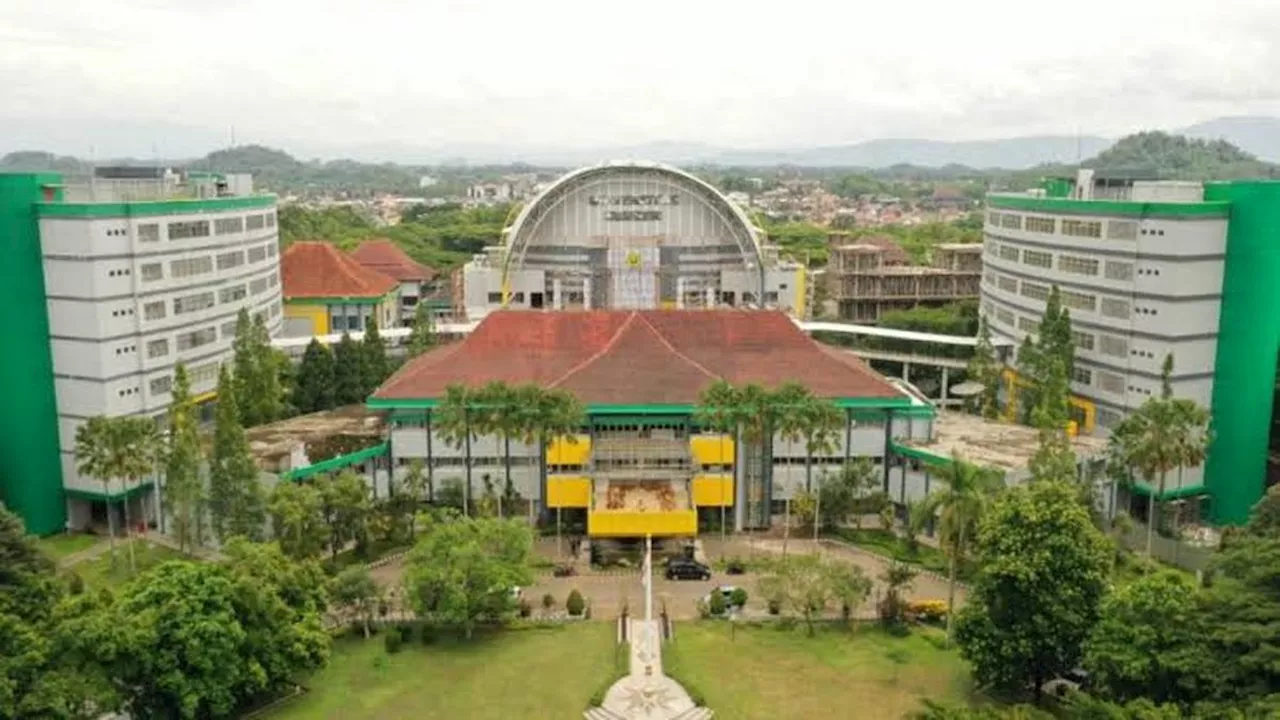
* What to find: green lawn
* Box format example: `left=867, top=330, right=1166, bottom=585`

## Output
left=75, top=540, right=187, bottom=591
left=270, top=623, right=618, bottom=720
left=35, top=533, right=103, bottom=562
left=664, top=622, right=980, bottom=720
left=828, top=528, right=977, bottom=582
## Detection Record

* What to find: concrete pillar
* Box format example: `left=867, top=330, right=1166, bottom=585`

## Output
left=553, top=278, right=563, bottom=310
left=902, top=362, right=911, bottom=381
left=583, top=277, right=592, bottom=310
left=940, top=367, right=950, bottom=405
left=676, top=277, right=685, bottom=309
left=705, top=286, right=715, bottom=309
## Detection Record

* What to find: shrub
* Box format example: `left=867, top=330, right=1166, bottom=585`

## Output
left=384, top=630, right=403, bottom=654
left=541, top=593, right=556, bottom=611
left=566, top=589, right=586, bottom=617
left=695, top=598, right=711, bottom=619
left=419, top=624, right=437, bottom=645
left=378, top=598, right=390, bottom=617
left=729, top=587, right=748, bottom=608
left=397, top=623, right=415, bottom=642
left=708, top=590, right=727, bottom=616
left=726, top=557, right=746, bottom=575
left=767, top=597, right=782, bottom=615
left=517, top=598, right=533, bottom=618
left=553, top=563, right=576, bottom=578
left=65, top=571, right=85, bottom=596
left=584, top=602, right=592, bottom=620
left=906, top=599, right=947, bottom=624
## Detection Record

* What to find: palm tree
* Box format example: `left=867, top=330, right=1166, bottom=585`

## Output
left=434, top=384, right=475, bottom=516
left=73, top=416, right=163, bottom=572
left=920, top=452, right=1003, bottom=642
left=479, top=381, right=521, bottom=517
left=75, top=417, right=121, bottom=565
left=737, top=384, right=781, bottom=530
left=403, top=459, right=427, bottom=539
left=801, top=396, right=843, bottom=538
left=772, top=383, right=809, bottom=493
left=695, top=380, right=739, bottom=554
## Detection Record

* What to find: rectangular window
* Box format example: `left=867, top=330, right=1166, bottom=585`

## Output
left=1107, top=220, right=1138, bottom=240
left=1101, top=297, right=1132, bottom=319
left=1022, top=249, right=1053, bottom=268
left=998, top=276, right=1018, bottom=293
left=146, top=338, right=169, bottom=358
left=995, top=308, right=1015, bottom=326
left=137, top=223, right=160, bottom=243
left=214, top=217, right=244, bottom=235
left=249, top=277, right=269, bottom=295
left=1096, top=370, right=1125, bottom=394
left=1018, top=316, right=1040, bottom=333
left=216, top=250, right=245, bottom=270
left=149, top=376, right=172, bottom=396
left=267, top=243, right=278, bottom=258
left=1000, top=213, right=1023, bottom=230
left=247, top=245, right=268, bottom=263
left=140, top=263, right=163, bottom=282
left=1104, top=260, right=1134, bottom=281
left=983, top=271, right=996, bottom=286
left=188, top=362, right=220, bottom=387
left=176, top=326, right=218, bottom=352
left=487, top=292, right=503, bottom=303
left=1025, top=216, right=1056, bottom=234
left=221, top=320, right=238, bottom=338
left=168, top=220, right=210, bottom=240
left=173, top=291, right=215, bottom=315
left=1058, top=255, right=1100, bottom=276
left=1061, top=290, right=1097, bottom=312
left=219, top=284, right=248, bottom=304
left=265, top=212, right=276, bottom=228
left=999, top=245, right=1020, bottom=261
left=1020, top=281, right=1050, bottom=302
left=246, top=214, right=266, bottom=231
left=267, top=272, right=278, bottom=287
left=170, top=255, right=214, bottom=278
left=143, top=301, right=166, bottom=320
left=1062, top=219, right=1103, bottom=238
left=269, top=303, right=281, bottom=318
left=1071, top=366, right=1093, bottom=385
left=987, top=211, right=1000, bottom=225
left=1072, top=331, right=1095, bottom=351
left=1099, top=334, right=1129, bottom=357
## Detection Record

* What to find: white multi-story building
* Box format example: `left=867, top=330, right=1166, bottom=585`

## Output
left=0, top=169, right=281, bottom=533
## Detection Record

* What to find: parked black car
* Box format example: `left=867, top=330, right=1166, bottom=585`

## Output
left=665, top=557, right=712, bottom=581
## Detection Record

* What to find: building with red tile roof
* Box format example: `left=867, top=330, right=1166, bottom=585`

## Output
left=349, top=239, right=449, bottom=326
left=280, top=241, right=399, bottom=337
left=369, top=309, right=929, bottom=538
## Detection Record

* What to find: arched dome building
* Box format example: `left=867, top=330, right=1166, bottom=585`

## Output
left=461, top=161, right=805, bottom=317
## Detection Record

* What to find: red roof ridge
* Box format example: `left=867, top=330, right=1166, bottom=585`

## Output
left=634, top=313, right=718, bottom=380
left=546, top=312, right=642, bottom=389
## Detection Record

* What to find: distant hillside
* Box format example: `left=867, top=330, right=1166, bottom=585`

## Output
left=1083, top=131, right=1277, bottom=180
left=711, top=135, right=1113, bottom=169
left=1181, top=116, right=1280, bottom=162
left=0, top=151, right=91, bottom=173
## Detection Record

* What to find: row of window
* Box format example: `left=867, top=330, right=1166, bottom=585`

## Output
left=985, top=270, right=1134, bottom=320
left=135, top=212, right=276, bottom=244
left=139, top=242, right=276, bottom=284
left=985, top=239, right=1137, bottom=281
left=142, top=304, right=281, bottom=362
left=141, top=271, right=278, bottom=321
left=986, top=212, right=1139, bottom=241
left=983, top=301, right=1133, bottom=358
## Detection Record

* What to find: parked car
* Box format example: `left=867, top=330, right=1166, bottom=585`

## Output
left=665, top=556, right=712, bottom=580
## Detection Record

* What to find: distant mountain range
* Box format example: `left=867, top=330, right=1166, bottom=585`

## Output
left=2, top=115, right=1278, bottom=169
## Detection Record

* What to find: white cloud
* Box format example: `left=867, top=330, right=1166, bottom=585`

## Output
left=1, top=0, right=1278, bottom=156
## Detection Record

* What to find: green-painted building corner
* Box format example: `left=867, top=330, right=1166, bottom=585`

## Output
left=1204, top=181, right=1280, bottom=524
left=0, top=174, right=66, bottom=534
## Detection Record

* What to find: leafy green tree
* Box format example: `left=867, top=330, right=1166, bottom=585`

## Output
left=955, top=480, right=1113, bottom=699
left=248, top=313, right=284, bottom=425
left=74, top=415, right=163, bottom=571
left=208, top=366, right=266, bottom=542
left=221, top=536, right=328, bottom=619
left=829, top=563, right=873, bottom=624
left=83, top=560, right=328, bottom=719
left=163, top=363, right=204, bottom=553
left=405, top=302, right=437, bottom=358
left=473, top=381, right=520, bottom=511
left=695, top=379, right=741, bottom=547
left=756, top=553, right=860, bottom=636
left=920, top=454, right=1002, bottom=641
left=1244, top=484, right=1280, bottom=537
left=361, top=317, right=390, bottom=395
left=268, top=481, right=328, bottom=560
left=400, top=459, right=429, bottom=539
left=293, top=339, right=336, bottom=414
left=404, top=517, right=534, bottom=639
left=878, top=561, right=918, bottom=626
left=1083, top=570, right=1206, bottom=705
left=332, top=332, right=366, bottom=406
left=332, top=566, right=380, bottom=638
left=967, top=316, right=1002, bottom=419
left=1028, top=354, right=1079, bottom=485
left=316, top=471, right=372, bottom=560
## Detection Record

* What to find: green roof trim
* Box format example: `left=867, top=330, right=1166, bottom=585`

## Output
left=64, top=481, right=155, bottom=503
left=367, top=396, right=922, bottom=413
left=280, top=442, right=389, bottom=482
left=889, top=441, right=954, bottom=467
left=987, top=194, right=1229, bottom=219
left=285, top=295, right=390, bottom=306
left=37, top=194, right=276, bottom=218
left=1127, top=482, right=1209, bottom=501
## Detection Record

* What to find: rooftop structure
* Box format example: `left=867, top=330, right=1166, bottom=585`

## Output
left=898, top=411, right=1107, bottom=474
left=982, top=171, right=1280, bottom=523
left=826, top=239, right=982, bottom=323
left=349, top=239, right=448, bottom=326
left=280, top=241, right=399, bottom=337
left=244, top=405, right=386, bottom=471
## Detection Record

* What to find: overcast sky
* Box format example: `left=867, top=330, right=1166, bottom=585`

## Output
left=2, top=0, right=1279, bottom=157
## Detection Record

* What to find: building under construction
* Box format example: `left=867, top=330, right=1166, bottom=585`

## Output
left=826, top=236, right=982, bottom=322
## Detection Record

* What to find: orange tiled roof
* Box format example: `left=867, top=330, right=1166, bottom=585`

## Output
left=349, top=239, right=436, bottom=282
left=373, top=309, right=903, bottom=405
left=281, top=241, right=399, bottom=299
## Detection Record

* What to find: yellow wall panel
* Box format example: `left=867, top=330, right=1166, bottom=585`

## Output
left=692, top=474, right=734, bottom=507
left=284, top=303, right=330, bottom=335
left=689, top=435, right=735, bottom=466
left=546, top=476, right=590, bottom=508
left=546, top=435, right=591, bottom=466
left=588, top=510, right=697, bottom=537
